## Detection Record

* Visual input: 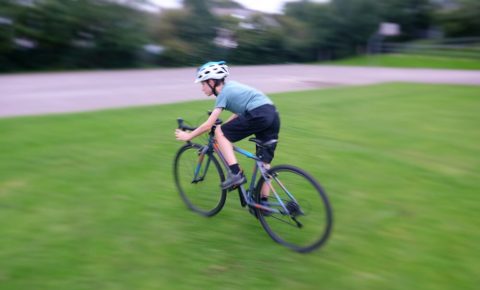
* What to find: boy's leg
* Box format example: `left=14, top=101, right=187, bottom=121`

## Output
left=215, top=126, right=246, bottom=189
left=255, top=108, right=280, bottom=200
left=217, top=107, right=278, bottom=189
left=215, top=126, right=237, bottom=166
left=260, top=163, right=271, bottom=199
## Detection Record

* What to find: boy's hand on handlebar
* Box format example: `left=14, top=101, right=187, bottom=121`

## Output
left=175, top=129, right=191, bottom=142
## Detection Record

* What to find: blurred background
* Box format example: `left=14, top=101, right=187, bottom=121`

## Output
left=0, top=0, right=479, bottom=72
left=1, top=1, right=480, bottom=289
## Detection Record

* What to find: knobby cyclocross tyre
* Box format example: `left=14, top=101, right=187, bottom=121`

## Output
left=174, top=143, right=227, bottom=217
left=255, top=164, right=333, bottom=253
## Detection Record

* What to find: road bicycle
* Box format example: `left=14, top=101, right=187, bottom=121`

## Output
left=173, top=114, right=333, bottom=253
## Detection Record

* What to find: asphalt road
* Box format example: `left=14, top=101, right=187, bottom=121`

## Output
left=1, top=64, right=479, bottom=117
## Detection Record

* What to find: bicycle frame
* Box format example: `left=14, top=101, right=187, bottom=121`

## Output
left=176, top=117, right=332, bottom=252
left=192, top=128, right=292, bottom=215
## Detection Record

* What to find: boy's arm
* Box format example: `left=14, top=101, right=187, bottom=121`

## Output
left=175, top=108, right=223, bottom=141
left=226, top=114, right=238, bottom=123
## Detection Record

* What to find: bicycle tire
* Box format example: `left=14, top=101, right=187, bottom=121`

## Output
left=255, top=164, right=333, bottom=253
left=174, top=143, right=227, bottom=217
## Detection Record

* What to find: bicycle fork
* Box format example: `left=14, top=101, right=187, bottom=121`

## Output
left=192, top=145, right=211, bottom=183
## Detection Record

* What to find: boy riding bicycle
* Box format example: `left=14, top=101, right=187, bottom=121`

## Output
left=174, top=61, right=280, bottom=197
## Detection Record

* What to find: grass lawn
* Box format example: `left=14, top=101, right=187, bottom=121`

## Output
left=0, top=83, right=479, bottom=289
left=322, top=54, right=480, bottom=70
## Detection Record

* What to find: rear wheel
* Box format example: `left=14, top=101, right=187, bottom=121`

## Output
left=255, top=164, right=333, bottom=253
left=174, top=143, right=226, bottom=217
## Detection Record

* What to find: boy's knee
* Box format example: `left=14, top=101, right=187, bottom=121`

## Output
left=215, top=125, right=224, bottom=137
left=257, top=145, right=276, bottom=164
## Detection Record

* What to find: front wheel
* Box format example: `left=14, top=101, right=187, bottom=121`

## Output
left=174, top=143, right=227, bottom=217
left=255, top=164, right=333, bottom=253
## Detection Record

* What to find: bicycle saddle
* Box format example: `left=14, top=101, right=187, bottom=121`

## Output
left=248, top=138, right=278, bottom=148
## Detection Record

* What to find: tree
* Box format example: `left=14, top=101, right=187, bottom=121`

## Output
left=284, top=0, right=381, bottom=60
left=1, top=0, right=152, bottom=71
left=327, top=0, right=382, bottom=57
left=153, top=0, right=220, bottom=65
left=434, top=0, right=480, bottom=37
left=379, top=0, right=433, bottom=40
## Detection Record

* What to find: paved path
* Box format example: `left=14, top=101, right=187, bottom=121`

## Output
left=1, top=65, right=479, bottom=117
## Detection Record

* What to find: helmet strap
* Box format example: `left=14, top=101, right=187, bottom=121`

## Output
left=207, top=79, right=224, bottom=97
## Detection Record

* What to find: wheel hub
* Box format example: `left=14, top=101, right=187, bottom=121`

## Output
left=286, top=201, right=301, bottom=217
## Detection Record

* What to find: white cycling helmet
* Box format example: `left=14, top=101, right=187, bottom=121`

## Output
left=194, top=61, right=229, bottom=83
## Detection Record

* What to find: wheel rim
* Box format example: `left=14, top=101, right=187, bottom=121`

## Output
left=257, top=166, right=332, bottom=252
left=175, top=145, right=226, bottom=216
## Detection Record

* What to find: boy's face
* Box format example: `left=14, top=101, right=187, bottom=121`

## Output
left=201, top=80, right=214, bottom=96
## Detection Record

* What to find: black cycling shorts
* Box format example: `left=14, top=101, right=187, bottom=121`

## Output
left=221, top=104, right=280, bottom=163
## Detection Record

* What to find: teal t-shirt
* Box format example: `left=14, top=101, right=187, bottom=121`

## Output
left=215, top=81, right=273, bottom=115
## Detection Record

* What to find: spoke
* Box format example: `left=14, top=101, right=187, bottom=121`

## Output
left=256, top=165, right=333, bottom=252
left=175, top=144, right=226, bottom=217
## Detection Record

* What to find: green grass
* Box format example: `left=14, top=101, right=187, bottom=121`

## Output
left=323, top=54, right=480, bottom=70
left=1, top=83, right=479, bottom=289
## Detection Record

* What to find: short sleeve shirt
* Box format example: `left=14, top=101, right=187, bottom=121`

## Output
left=215, top=81, right=273, bottom=116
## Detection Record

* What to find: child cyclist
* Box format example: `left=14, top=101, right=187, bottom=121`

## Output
left=174, top=61, right=280, bottom=197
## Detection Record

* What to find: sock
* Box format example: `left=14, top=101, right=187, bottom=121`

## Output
left=229, top=163, right=241, bottom=175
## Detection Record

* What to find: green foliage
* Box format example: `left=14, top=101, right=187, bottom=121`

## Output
left=327, top=0, right=382, bottom=57
left=379, top=0, right=433, bottom=40
left=0, top=0, right=150, bottom=71
left=1, top=0, right=479, bottom=70
left=284, top=0, right=432, bottom=59
left=0, top=83, right=479, bottom=289
left=276, top=16, right=315, bottom=62
left=434, top=0, right=480, bottom=37
left=228, top=23, right=286, bottom=64
left=153, top=0, right=219, bottom=66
